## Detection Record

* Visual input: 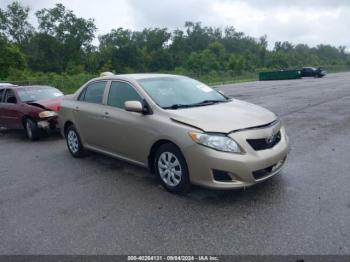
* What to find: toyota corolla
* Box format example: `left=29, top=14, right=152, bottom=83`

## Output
left=59, top=73, right=289, bottom=193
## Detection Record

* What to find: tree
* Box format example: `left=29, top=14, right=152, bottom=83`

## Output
left=139, top=28, right=171, bottom=51
left=36, top=4, right=96, bottom=48
left=99, top=28, right=144, bottom=73
left=35, top=3, right=97, bottom=71
left=169, top=29, right=187, bottom=67
left=0, top=9, right=6, bottom=38
left=184, top=22, right=211, bottom=52
left=0, top=38, right=26, bottom=78
left=149, top=49, right=173, bottom=71
left=258, top=35, right=268, bottom=67
left=0, top=1, right=349, bottom=81
left=0, top=1, right=34, bottom=45
left=24, top=33, right=63, bottom=72
left=187, top=42, right=227, bottom=74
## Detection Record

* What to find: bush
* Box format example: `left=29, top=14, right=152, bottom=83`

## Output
left=4, top=69, right=96, bottom=94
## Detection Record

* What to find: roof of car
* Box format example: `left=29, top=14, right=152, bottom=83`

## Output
left=0, top=83, right=16, bottom=87
left=98, top=73, right=184, bottom=81
left=0, top=85, right=55, bottom=90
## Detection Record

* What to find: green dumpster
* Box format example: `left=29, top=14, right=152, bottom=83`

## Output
left=259, top=70, right=301, bottom=81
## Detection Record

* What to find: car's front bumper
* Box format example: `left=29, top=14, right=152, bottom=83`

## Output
left=183, top=124, right=289, bottom=189
left=37, top=118, right=59, bottom=132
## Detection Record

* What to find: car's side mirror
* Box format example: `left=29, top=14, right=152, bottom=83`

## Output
left=124, top=101, right=144, bottom=113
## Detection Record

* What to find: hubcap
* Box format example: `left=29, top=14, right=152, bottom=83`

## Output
left=26, top=121, right=32, bottom=138
left=67, top=130, right=79, bottom=154
left=158, top=152, right=182, bottom=186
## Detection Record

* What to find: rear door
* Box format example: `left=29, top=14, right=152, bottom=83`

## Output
left=72, top=81, right=108, bottom=147
left=1, top=89, right=22, bottom=129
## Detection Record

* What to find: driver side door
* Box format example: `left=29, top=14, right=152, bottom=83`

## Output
left=98, top=80, right=156, bottom=164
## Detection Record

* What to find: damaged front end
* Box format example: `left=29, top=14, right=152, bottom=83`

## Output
left=26, top=102, right=60, bottom=132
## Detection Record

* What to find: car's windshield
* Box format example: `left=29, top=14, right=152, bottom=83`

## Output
left=17, top=87, right=63, bottom=102
left=137, top=76, right=229, bottom=109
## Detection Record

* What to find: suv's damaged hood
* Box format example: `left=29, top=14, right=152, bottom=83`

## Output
left=168, top=99, right=277, bottom=133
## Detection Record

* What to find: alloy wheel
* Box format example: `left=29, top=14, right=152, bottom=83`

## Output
left=158, top=152, right=182, bottom=186
left=67, top=130, right=79, bottom=154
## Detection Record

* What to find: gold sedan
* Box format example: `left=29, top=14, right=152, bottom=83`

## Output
left=59, top=73, right=289, bottom=193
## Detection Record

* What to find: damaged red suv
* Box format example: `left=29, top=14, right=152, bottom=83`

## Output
left=0, top=85, right=63, bottom=140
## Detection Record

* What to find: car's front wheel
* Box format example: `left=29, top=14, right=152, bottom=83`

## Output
left=154, top=143, right=191, bottom=193
left=25, top=118, right=40, bottom=141
left=65, top=125, right=86, bottom=158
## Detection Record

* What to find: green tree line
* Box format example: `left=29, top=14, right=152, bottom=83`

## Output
left=1, top=1, right=349, bottom=91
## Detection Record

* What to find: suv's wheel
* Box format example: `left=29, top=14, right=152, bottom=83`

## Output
left=65, top=125, right=86, bottom=158
left=25, top=118, right=40, bottom=141
left=154, top=143, right=191, bottom=193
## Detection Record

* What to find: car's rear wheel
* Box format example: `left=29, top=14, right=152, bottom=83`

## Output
left=154, top=143, right=191, bottom=193
left=66, top=125, right=86, bottom=158
left=25, top=118, right=40, bottom=141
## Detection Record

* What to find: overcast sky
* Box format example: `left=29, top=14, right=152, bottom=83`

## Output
left=1, top=0, right=349, bottom=49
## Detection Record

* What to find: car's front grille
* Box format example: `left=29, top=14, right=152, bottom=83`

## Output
left=247, top=131, right=281, bottom=151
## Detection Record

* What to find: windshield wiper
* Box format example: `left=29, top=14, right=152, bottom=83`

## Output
left=163, top=104, right=192, bottom=109
left=186, top=99, right=230, bottom=107
left=197, top=99, right=229, bottom=104
left=164, top=99, right=230, bottom=110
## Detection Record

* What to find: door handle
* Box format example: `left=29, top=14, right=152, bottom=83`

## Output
left=73, top=106, right=80, bottom=112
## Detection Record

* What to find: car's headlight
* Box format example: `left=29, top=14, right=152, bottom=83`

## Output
left=189, top=131, right=242, bottom=153
left=39, top=111, right=58, bottom=118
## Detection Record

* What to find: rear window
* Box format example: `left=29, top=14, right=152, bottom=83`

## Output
left=79, top=81, right=106, bottom=104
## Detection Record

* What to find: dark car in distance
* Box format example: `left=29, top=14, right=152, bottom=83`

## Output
left=301, top=67, right=326, bottom=78
left=0, top=85, right=63, bottom=140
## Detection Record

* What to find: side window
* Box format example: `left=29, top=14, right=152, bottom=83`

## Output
left=0, top=89, right=4, bottom=102
left=107, top=81, right=142, bottom=109
left=79, top=81, right=106, bottom=104
left=4, top=89, right=17, bottom=104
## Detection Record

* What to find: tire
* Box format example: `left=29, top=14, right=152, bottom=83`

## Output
left=154, top=143, right=191, bottom=193
left=25, top=118, right=40, bottom=141
left=65, top=125, right=86, bottom=158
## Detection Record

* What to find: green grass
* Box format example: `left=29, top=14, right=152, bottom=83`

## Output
left=1, top=65, right=350, bottom=94
left=322, top=65, right=350, bottom=73
left=2, top=71, right=258, bottom=94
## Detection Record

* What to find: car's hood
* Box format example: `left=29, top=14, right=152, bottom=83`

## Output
left=168, top=99, right=277, bottom=133
left=27, top=97, right=62, bottom=111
